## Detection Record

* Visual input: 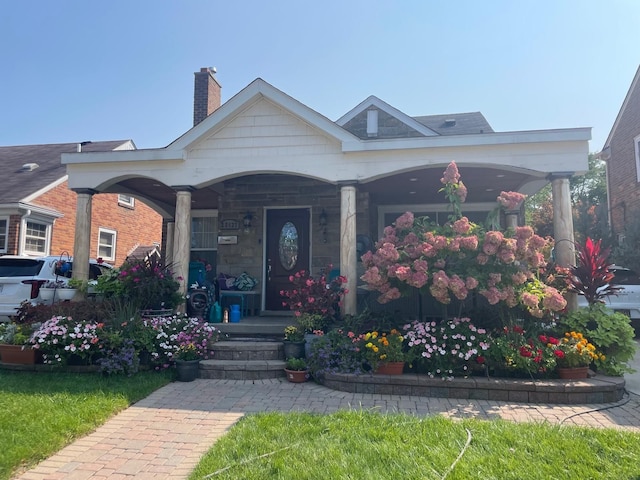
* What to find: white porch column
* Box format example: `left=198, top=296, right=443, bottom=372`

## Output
left=340, top=183, right=358, bottom=316
left=165, top=221, right=175, bottom=268
left=72, top=189, right=96, bottom=297
left=505, top=211, right=519, bottom=229
left=550, top=173, right=577, bottom=310
left=172, top=188, right=193, bottom=314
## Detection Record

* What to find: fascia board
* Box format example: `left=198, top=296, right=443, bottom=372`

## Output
left=603, top=64, right=640, bottom=151
left=341, top=128, right=592, bottom=152
left=62, top=149, right=183, bottom=165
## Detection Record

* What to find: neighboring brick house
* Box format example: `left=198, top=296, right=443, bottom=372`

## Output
left=0, top=140, right=162, bottom=265
left=602, top=64, right=640, bottom=240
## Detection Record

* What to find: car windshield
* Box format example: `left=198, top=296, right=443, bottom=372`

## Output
left=613, top=269, right=640, bottom=286
left=0, top=258, right=44, bottom=277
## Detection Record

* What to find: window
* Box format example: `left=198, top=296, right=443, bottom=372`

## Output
left=191, top=213, right=218, bottom=250
left=191, top=211, right=218, bottom=282
left=98, top=228, right=117, bottom=261
left=118, top=194, right=135, bottom=208
left=24, top=221, right=49, bottom=255
left=635, top=134, right=640, bottom=183
left=0, top=218, right=7, bottom=253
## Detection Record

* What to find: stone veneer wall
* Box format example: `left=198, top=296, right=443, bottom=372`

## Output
left=217, top=174, right=370, bottom=280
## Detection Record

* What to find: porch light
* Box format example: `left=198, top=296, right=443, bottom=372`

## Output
left=243, top=212, right=253, bottom=232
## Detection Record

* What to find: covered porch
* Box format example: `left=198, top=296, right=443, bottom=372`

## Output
left=62, top=76, right=591, bottom=320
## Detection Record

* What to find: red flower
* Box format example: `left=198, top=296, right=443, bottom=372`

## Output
left=538, top=334, right=548, bottom=343
left=553, top=350, right=565, bottom=359
left=547, top=336, right=559, bottom=345
left=513, top=326, right=524, bottom=334
left=519, top=346, right=532, bottom=357
left=476, top=356, right=486, bottom=364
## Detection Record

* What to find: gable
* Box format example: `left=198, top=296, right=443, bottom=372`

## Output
left=187, top=97, right=343, bottom=160
left=337, top=95, right=438, bottom=139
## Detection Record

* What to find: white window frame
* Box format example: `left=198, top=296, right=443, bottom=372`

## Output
left=0, top=217, right=8, bottom=253
left=635, top=134, right=640, bottom=183
left=118, top=194, right=135, bottom=208
left=22, top=219, right=51, bottom=256
left=97, top=228, right=117, bottom=262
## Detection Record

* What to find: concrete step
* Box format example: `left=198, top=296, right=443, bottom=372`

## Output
left=199, top=359, right=286, bottom=380
left=212, top=340, right=283, bottom=361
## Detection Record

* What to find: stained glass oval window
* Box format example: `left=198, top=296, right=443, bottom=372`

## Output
left=279, top=221, right=299, bottom=270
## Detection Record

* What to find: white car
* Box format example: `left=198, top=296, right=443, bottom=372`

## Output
left=0, top=255, right=112, bottom=321
left=577, top=266, right=640, bottom=320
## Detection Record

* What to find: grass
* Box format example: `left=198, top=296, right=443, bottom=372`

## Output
left=190, top=411, right=640, bottom=480
left=0, top=369, right=172, bottom=479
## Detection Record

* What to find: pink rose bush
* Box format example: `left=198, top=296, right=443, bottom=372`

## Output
left=361, top=162, right=566, bottom=319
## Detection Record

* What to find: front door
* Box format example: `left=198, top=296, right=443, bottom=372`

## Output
left=265, top=208, right=310, bottom=311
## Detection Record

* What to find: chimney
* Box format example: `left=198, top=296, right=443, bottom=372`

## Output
left=193, top=67, right=221, bottom=126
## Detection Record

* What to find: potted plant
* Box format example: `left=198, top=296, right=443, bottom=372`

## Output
left=283, top=325, right=305, bottom=359
left=174, top=343, right=201, bottom=382
left=0, top=322, right=42, bottom=364
left=361, top=329, right=406, bottom=374
left=551, top=331, right=603, bottom=379
left=284, top=357, right=309, bottom=383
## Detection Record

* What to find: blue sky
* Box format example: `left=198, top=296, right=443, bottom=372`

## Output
left=1, top=0, right=639, bottom=152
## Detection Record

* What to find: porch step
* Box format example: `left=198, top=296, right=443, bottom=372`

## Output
left=199, top=340, right=286, bottom=380
left=211, top=341, right=283, bottom=361
left=199, top=359, right=286, bottom=380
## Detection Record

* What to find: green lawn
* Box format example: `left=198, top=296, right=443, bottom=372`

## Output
left=190, top=411, right=640, bottom=480
left=0, top=370, right=172, bottom=479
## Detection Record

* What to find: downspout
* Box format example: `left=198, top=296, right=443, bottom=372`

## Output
left=18, top=209, right=32, bottom=256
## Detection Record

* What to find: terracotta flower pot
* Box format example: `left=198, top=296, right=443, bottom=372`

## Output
left=284, top=368, right=309, bottom=383
left=0, top=344, right=41, bottom=364
left=374, top=361, right=405, bottom=375
left=557, top=366, right=590, bottom=379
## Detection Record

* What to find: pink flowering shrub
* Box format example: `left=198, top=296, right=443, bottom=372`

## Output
left=361, top=162, right=566, bottom=319
left=280, top=266, right=347, bottom=319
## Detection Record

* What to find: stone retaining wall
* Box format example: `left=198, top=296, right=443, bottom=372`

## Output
left=321, top=372, right=626, bottom=404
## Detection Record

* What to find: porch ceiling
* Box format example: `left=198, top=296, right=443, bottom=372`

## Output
left=103, top=166, right=537, bottom=218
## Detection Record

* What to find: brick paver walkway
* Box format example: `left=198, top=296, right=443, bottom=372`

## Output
left=16, top=379, right=640, bottom=479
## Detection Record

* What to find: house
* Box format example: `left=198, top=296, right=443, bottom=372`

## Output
left=600, top=64, right=640, bottom=242
left=61, top=67, right=591, bottom=317
left=0, top=140, right=162, bottom=265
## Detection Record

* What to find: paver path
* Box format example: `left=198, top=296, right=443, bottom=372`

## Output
left=16, top=379, right=640, bottom=479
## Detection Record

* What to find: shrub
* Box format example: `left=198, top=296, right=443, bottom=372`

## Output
left=360, top=162, right=566, bottom=321
left=486, top=324, right=557, bottom=378
left=307, top=329, right=366, bottom=379
left=95, top=257, right=183, bottom=311
left=280, top=266, right=347, bottom=320
left=561, top=304, right=636, bottom=376
left=142, top=315, right=222, bottom=368
left=29, top=316, right=105, bottom=365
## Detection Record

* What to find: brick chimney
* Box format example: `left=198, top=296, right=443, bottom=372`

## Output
left=193, top=67, right=221, bottom=126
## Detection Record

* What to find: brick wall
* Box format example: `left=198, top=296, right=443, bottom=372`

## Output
left=23, top=181, right=163, bottom=265
left=608, top=77, right=640, bottom=236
